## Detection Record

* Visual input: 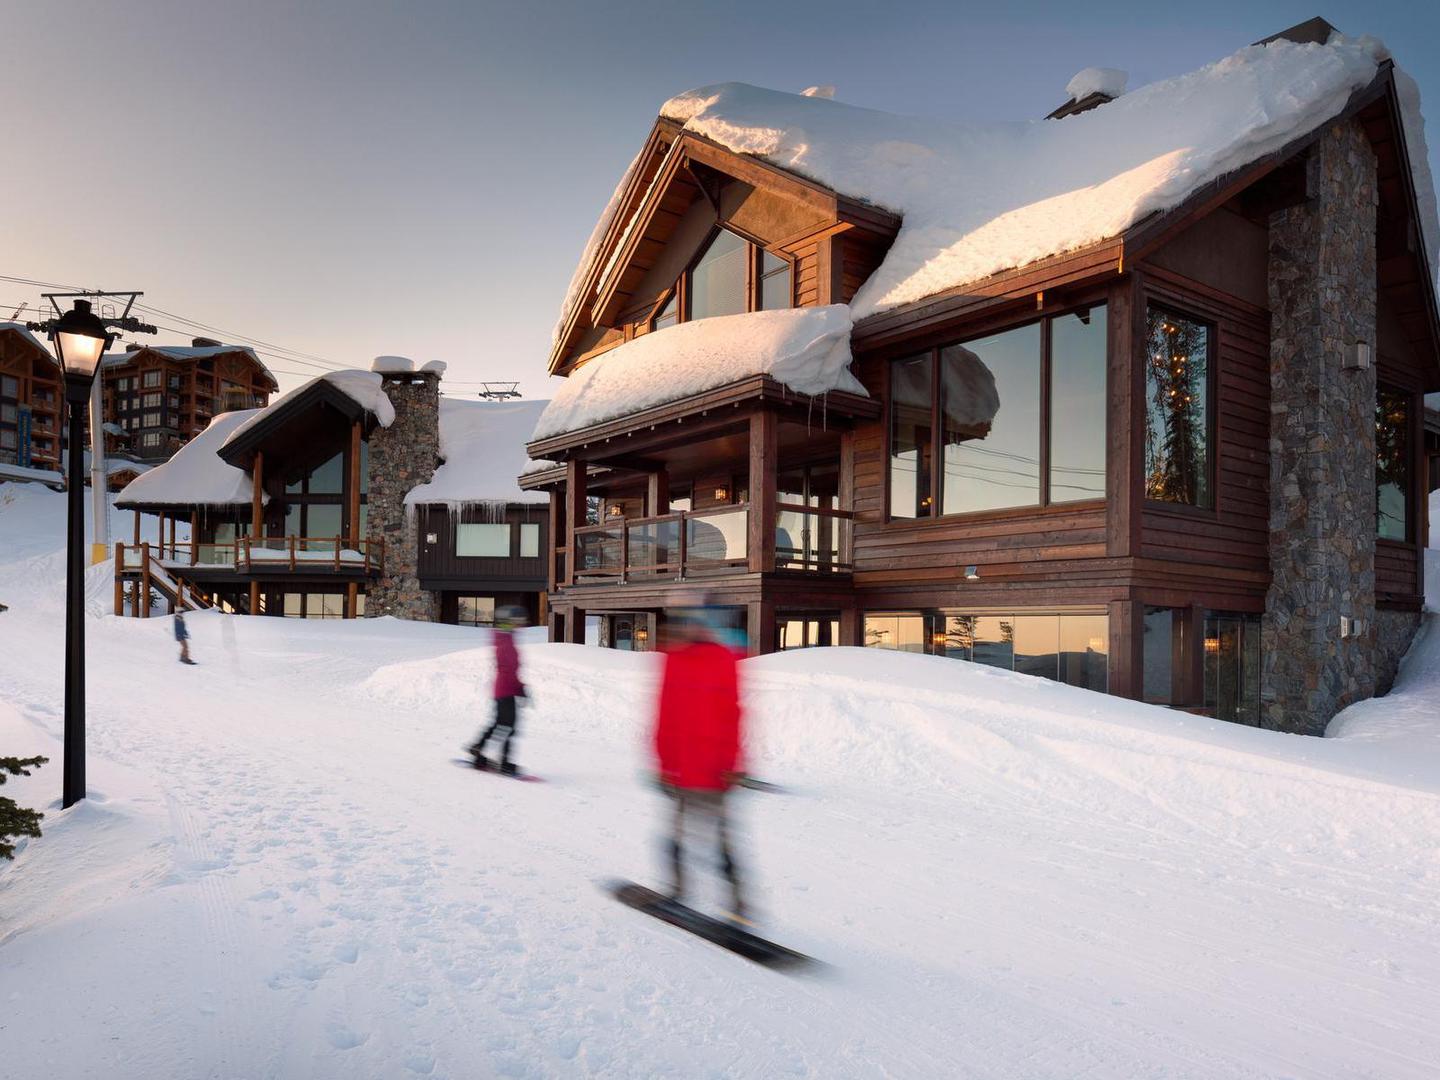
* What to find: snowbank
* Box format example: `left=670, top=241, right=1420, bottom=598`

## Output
left=0, top=462, right=63, bottom=487
left=532, top=305, right=858, bottom=440
left=115, top=410, right=263, bottom=508
left=404, top=398, right=551, bottom=509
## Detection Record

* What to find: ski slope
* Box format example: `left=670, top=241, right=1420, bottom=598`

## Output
left=2, top=480, right=1439, bottom=1080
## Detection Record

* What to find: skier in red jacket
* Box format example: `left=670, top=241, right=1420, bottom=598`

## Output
left=653, top=608, right=748, bottom=922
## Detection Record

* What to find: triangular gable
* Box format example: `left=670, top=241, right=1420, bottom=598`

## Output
left=550, top=121, right=899, bottom=376
left=217, top=378, right=373, bottom=468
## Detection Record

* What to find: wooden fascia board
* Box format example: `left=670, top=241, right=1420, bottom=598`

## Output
left=216, top=381, right=367, bottom=466
left=525, top=376, right=878, bottom=459
left=588, top=139, right=692, bottom=328
left=852, top=239, right=1123, bottom=351
left=547, top=120, right=682, bottom=374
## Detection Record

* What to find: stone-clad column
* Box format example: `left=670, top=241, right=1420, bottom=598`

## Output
left=365, top=368, right=441, bottom=621
left=1261, top=120, right=1377, bottom=734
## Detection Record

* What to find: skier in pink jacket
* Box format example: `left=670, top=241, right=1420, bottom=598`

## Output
left=468, top=605, right=528, bottom=774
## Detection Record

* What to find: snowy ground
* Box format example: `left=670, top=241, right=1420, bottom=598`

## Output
left=3, top=480, right=1439, bottom=1080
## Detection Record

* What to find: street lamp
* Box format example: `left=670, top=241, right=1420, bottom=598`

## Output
left=51, top=299, right=113, bottom=809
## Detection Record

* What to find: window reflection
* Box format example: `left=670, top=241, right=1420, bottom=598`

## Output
left=1049, top=308, right=1107, bottom=501
left=1144, top=309, right=1211, bottom=507
left=1376, top=386, right=1409, bottom=540
left=688, top=229, right=749, bottom=321
left=942, top=325, right=1040, bottom=513
left=889, top=354, right=933, bottom=518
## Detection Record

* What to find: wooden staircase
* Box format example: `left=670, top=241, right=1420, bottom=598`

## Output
left=113, top=542, right=214, bottom=617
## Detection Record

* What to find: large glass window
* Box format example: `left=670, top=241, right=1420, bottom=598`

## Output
left=941, top=325, right=1041, bottom=514
left=890, top=304, right=1106, bottom=519
left=652, top=293, right=679, bottom=331
left=863, top=613, right=926, bottom=652
left=889, top=354, right=934, bottom=518
left=519, top=523, right=541, bottom=559
left=1144, top=308, right=1211, bottom=508
left=1142, top=606, right=1177, bottom=705
left=1013, top=614, right=1060, bottom=680
left=1204, top=612, right=1261, bottom=725
left=1049, top=307, right=1108, bottom=502
left=457, top=596, right=497, bottom=627
left=457, top=523, right=511, bottom=557
left=759, top=249, right=792, bottom=311
left=777, top=614, right=840, bottom=650
left=1376, top=386, right=1409, bottom=541
left=688, top=229, right=749, bottom=321
left=1059, top=615, right=1109, bottom=693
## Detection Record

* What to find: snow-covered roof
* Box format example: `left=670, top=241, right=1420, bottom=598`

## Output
left=0, top=322, right=57, bottom=361
left=558, top=34, right=1436, bottom=335
left=115, top=410, right=264, bottom=509
left=406, top=398, right=551, bottom=508
left=221, top=370, right=396, bottom=450
left=0, top=461, right=62, bottom=486
left=102, top=342, right=277, bottom=387
left=532, top=305, right=858, bottom=442
left=1065, top=67, right=1128, bottom=102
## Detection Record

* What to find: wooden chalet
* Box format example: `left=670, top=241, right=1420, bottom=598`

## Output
left=100, top=338, right=278, bottom=462
left=113, top=361, right=549, bottom=626
left=524, top=19, right=1440, bottom=733
left=0, top=322, right=63, bottom=482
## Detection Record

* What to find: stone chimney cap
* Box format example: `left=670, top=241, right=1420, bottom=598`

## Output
left=420, top=360, right=447, bottom=376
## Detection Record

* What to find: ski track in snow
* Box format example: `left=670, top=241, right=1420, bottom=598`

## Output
left=3, top=482, right=1440, bottom=1079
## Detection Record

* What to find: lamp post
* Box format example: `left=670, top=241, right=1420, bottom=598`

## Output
left=52, top=299, right=114, bottom=809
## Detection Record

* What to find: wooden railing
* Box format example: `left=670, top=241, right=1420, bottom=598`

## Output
left=116, top=535, right=385, bottom=577
left=774, top=502, right=853, bottom=573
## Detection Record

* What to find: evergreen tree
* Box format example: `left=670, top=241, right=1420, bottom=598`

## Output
left=1, top=755, right=48, bottom=860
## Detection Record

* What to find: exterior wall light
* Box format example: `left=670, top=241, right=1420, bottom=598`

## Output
left=1343, top=341, right=1371, bottom=371
left=714, top=486, right=729, bottom=502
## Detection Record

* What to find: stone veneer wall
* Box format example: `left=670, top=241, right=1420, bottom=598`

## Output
left=365, top=371, right=441, bottom=621
left=1371, top=609, right=1422, bottom=697
left=1261, top=119, right=1382, bottom=735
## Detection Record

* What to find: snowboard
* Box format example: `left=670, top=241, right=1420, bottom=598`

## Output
left=606, top=880, right=815, bottom=970
left=451, top=758, right=544, bottom=782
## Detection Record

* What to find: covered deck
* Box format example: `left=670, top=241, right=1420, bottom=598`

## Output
left=524, top=375, right=877, bottom=650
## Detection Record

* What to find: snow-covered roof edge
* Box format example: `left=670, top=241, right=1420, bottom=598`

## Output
left=116, top=410, right=266, bottom=509
left=221, top=370, right=395, bottom=450
left=404, top=398, right=551, bottom=510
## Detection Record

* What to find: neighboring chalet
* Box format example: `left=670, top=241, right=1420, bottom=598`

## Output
left=100, top=338, right=278, bottom=462
left=522, top=20, right=1440, bottom=734
left=0, top=322, right=62, bottom=483
left=114, top=359, right=549, bottom=625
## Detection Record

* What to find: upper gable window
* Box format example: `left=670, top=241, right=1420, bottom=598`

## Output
left=758, top=249, right=792, bottom=311
left=653, top=293, right=679, bottom=331
left=688, top=228, right=750, bottom=321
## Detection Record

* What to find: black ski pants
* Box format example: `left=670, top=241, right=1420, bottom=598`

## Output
left=473, top=695, right=519, bottom=766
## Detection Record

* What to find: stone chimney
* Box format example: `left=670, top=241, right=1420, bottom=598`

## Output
left=1261, top=119, right=1394, bottom=733
left=364, top=357, right=442, bottom=621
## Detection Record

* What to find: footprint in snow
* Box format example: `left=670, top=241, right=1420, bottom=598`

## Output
left=325, top=1024, right=367, bottom=1050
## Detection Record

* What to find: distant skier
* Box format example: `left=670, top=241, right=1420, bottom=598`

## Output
left=174, top=611, right=195, bottom=665
left=469, top=605, right=528, bottom=774
left=653, top=608, right=749, bottom=923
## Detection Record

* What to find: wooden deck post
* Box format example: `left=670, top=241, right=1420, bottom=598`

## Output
left=839, top=605, right=860, bottom=648
left=745, top=598, right=776, bottom=655
left=564, top=459, right=586, bottom=587
left=647, top=468, right=670, bottom=517
left=546, top=490, right=561, bottom=592
left=113, top=547, right=124, bottom=616
left=132, top=510, right=141, bottom=546
left=190, top=511, right=199, bottom=564
left=249, top=580, right=260, bottom=616
left=250, top=449, right=264, bottom=539
left=345, top=581, right=359, bottom=619
left=140, top=542, right=152, bottom=619
left=1106, top=276, right=1144, bottom=558
left=747, top=411, right=778, bottom=574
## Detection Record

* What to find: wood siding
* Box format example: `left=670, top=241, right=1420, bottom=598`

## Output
left=417, top=505, right=548, bottom=589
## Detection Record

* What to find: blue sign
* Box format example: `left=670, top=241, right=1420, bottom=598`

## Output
left=16, top=406, right=31, bottom=468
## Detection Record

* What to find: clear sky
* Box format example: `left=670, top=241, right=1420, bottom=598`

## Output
left=4, top=1, right=1437, bottom=398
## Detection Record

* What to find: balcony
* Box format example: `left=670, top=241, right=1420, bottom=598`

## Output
left=117, top=536, right=386, bottom=576
left=569, top=503, right=851, bottom=584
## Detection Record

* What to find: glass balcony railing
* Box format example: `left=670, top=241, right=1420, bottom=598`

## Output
left=568, top=502, right=850, bottom=585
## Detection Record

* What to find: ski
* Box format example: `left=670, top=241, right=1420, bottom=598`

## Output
left=605, top=879, right=815, bottom=970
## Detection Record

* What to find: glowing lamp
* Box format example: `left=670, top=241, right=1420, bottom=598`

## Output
left=52, top=299, right=113, bottom=401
